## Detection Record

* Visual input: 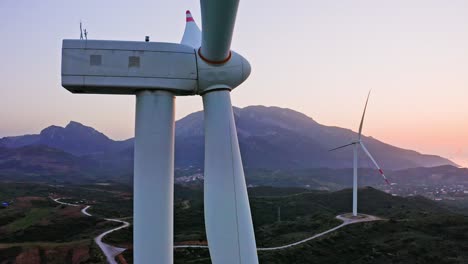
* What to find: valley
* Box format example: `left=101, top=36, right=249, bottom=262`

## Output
left=1, top=182, right=467, bottom=263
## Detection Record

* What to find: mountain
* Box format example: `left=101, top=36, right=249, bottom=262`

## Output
left=0, top=121, right=131, bottom=156
left=174, top=106, right=456, bottom=170
left=0, top=106, right=457, bottom=178
left=0, top=145, right=100, bottom=183
left=390, top=165, right=468, bottom=185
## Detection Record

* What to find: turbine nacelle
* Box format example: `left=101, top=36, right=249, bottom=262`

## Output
left=61, top=39, right=250, bottom=96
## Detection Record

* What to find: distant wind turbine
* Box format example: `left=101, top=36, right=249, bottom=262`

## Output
left=330, top=91, right=390, bottom=217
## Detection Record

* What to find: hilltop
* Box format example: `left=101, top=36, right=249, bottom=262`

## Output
left=0, top=106, right=456, bottom=184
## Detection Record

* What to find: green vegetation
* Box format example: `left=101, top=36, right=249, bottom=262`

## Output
left=258, top=215, right=468, bottom=264
left=0, top=182, right=53, bottom=200
left=6, top=208, right=51, bottom=232
left=170, top=186, right=468, bottom=264
left=254, top=213, right=339, bottom=247
left=0, top=182, right=116, bottom=263
left=107, top=185, right=468, bottom=264
left=442, top=198, right=468, bottom=215
left=53, top=184, right=133, bottom=218
left=1, top=216, right=116, bottom=243
left=1, top=181, right=467, bottom=264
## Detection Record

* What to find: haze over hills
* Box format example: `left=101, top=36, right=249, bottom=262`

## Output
left=175, top=106, right=456, bottom=170
left=0, top=106, right=456, bottom=178
left=0, top=121, right=132, bottom=156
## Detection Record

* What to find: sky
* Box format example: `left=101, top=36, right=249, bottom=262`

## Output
left=0, top=0, right=467, bottom=167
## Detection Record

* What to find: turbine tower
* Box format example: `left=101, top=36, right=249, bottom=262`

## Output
left=329, top=91, right=390, bottom=217
left=61, top=1, right=258, bottom=264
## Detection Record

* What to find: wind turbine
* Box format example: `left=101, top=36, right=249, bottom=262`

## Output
left=330, top=91, right=390, bottom=217
left=61, top=1, right=257, bottom=264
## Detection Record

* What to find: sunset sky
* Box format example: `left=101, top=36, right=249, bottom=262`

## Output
left=1, top=0, right=467, bottom=167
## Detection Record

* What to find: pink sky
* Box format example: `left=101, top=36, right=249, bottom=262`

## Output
left=1, top=0, right=467, bottom=166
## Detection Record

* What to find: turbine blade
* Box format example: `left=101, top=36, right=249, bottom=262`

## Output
left=329, top=142, right=356, bottom=152
left=181, top=10, right=201, bottom=48
left=200, top=0, right=239, bottom=62
left=360, top=142, right=391, bottom=185
left=358, top=90, right=371, bottom=140
left=202, top=90, right=259, bottom=264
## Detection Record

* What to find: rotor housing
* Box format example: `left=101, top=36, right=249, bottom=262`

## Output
left=61, top=39, right=198, bottom=95
left=61, top=39, right=250, bottom=96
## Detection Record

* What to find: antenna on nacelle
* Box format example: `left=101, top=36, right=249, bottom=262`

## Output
left=80, top=21, right=88, bottom=40
left=80, top=21, right=83, bottom=40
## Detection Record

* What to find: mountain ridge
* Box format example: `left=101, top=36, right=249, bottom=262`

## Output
left=0, top=106, right=457, bottom=172
left=0, top=121, right=130, bottom=156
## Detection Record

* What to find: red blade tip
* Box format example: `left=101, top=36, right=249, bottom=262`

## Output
left=385, top=179, right=391, bottom=185
left=186, top=10, right=194, bottom=22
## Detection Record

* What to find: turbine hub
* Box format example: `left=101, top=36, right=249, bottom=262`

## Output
left=195, top=50, right=251, bottom=94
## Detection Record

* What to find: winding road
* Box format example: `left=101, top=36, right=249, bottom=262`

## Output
left=51, top=198, right=130, bottom=264
left=257, top=214, right=381, bottom=251
left=175, top=213, right=382, bottom=251
left=52, top=197, right=381, bottom=259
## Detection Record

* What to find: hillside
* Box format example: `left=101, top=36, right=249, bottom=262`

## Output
left=0, top=146, right=102, bottom=183
left=174, top=106, right=456, bottom=170
left=1, top=182, right=466, bottom=264
left=0, top=106, right=456, bottom=180
left=0, top=121, right=131, bottom=156
left=390, top=165, right=468, bottom=185
left=174, top=186, right=468, bottom=264
left=107, top=185, right=465, bottom=264
left=243, top=165, right=468, bottom=190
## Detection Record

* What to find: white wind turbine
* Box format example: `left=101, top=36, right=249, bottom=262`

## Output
left=330, top=91, right=390, bottom=217
left=61, top=1, right=258, bottom=264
